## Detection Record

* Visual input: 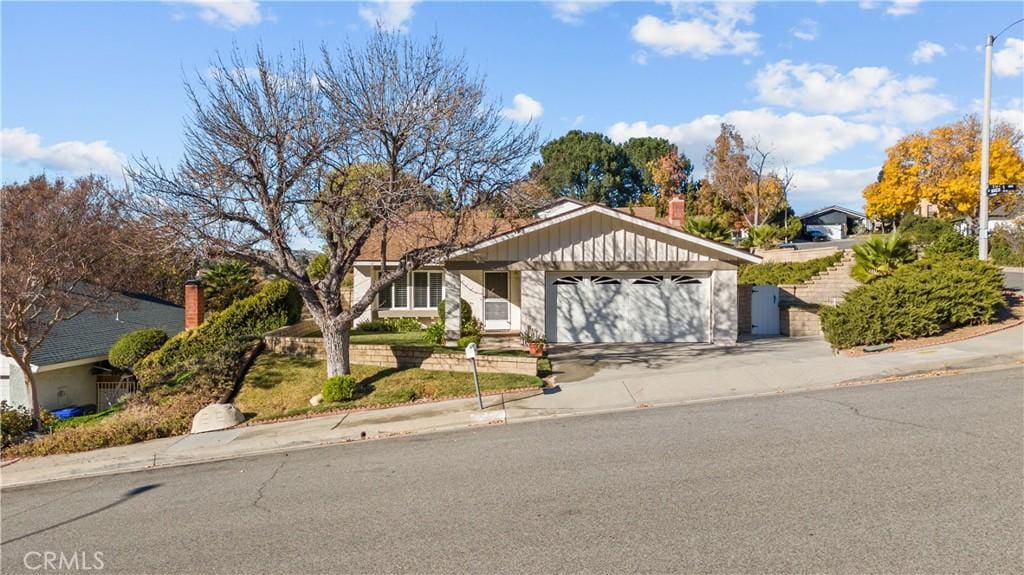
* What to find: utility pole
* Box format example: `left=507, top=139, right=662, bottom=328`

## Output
left=978, top=34, right=993, bottom=260
left=978, top=19, right=1023, bottom=261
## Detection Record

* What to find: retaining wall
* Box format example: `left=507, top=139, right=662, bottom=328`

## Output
left=264, top=332, right=537, bottom=376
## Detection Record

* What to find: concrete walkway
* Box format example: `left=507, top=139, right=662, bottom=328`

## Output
left=3, top=325, right=1022, bottom=488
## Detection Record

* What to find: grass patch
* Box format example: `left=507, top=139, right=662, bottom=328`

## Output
left=537, top=357, right=553, bottom=379
left=300, top=328, right=531, bottom=356
left=50, top=406, right=121, bottom=430
left=236, top=353, right=543, bottom=421
left=739, top=251, right=844, bottom=285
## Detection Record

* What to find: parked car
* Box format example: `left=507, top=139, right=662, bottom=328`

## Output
left=806, top=230, right=830, bottom=242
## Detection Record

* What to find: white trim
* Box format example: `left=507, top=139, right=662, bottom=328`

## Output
left=36, top=356, right=106, bottom=373
left=798, top=205, right=866, bottom=220
left=449, top=204, right=762, bottom=264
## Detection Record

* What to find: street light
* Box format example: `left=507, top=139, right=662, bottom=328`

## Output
left=978, top=18, right=1024, bottom=261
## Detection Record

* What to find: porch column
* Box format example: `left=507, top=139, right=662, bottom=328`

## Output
left=519, top=269, right=545, bottom=339
left=444, top=270, right=461, bottom=346
left=711, top=269, right=738, bottom=345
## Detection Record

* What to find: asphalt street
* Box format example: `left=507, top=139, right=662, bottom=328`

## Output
left=1004, top=269, right=1023, bottom=291
left=2, top=367, right=1022, bottom=574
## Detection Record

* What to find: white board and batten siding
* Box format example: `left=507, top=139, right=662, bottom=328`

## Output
left=467, top=211, right=714, bottom=264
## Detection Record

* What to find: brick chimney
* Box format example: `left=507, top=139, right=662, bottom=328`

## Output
left=667, top=196, right=686, bottom=227
left=184, top=279, right=205, bottom=329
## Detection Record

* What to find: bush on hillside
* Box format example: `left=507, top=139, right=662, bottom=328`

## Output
left=738, top=252, right=844, bottom=285
left=108, top=329, right=168, bottom=371
left=322, top=375, right=360, bottom=403
left=819, top=257, right=1005, bottom=349
left=923, top=230, right=977, bottom=260
left=683, top=216, right=730, bottom=242
left=135, top=279, right=302, bottom=389
left=202, top=259, right=257, bottom=312
left=1, top=401, right=34, bottom=447
left=898, top=214, right=953, bottom=247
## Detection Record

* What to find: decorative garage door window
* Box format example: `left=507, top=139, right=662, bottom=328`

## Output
left=671, top=275, right=702, bottom=285
left=552, top=275, right=584, bottom=285
left=554, top=275, right=622, bottom=285
left=631, top=275, right=664, bottom=285
left=591, top=276, right=621, bottom=285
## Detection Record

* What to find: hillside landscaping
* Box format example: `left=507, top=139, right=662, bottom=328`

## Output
left=234, top=353, right=543, bottom=422
left=739, top=251, right=844, bottom=285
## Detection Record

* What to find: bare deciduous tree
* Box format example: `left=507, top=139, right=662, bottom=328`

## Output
left=127, top=32, right=538, bottom=377
left=0, top=176, right=149, bottom=422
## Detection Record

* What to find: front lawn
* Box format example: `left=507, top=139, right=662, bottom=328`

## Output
left=301, top=327, right=531, bottom=356
left=235, top=353, right=543, bottom=421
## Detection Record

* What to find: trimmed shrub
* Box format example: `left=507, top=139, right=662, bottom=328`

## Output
left=739, top=252, right=844, bottom=285
left=322, top=375, right=359, bottom=403
left=898, top=214, right=953, bottom=247
left=923, top=230, right=977, bottom=260
left=1, top=401, right=33, bottom=447
left=135, top=279, right=302, bottom=389
left=819, top=257, right=1005, bottom=349
left=202, top=259, right=256, bottom=312
left=108, top=329, right=168, bottom=371
left=457, top=335, right=481, bottom=348
left=435, top=298, right=483, bottom=341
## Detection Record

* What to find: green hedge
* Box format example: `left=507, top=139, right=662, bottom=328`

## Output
left=739, top=252, right=844, bottom=285
left=135, top=279, right=302, bottom=388
left=819, top=257, right=1005, bottom=349
left=108, top=328, right=168, bottom=371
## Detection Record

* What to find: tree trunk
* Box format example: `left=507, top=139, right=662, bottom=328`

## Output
left=13, top=356, right=43, bottom=428
left=323, top=323, right=351, bottom=377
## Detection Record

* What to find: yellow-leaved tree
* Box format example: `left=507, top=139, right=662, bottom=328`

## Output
left=864, top=116, right=1024, bottom=227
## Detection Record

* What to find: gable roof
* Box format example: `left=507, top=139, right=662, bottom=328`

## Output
left=26, top=293, right=185, bottom=368
left=799, top=205, right=866, bottom=220
left=448, top=203, right=762, bottom=264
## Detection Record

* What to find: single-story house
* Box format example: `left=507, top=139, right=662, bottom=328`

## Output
left=0, top=293, right=185, bottom=411
left=798, top=205, right=868, bottom=239
left=353, top=199, right=761, bottom=345
left=952, top=203, right=1023, bottom=235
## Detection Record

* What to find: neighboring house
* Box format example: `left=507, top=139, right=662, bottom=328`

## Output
left=915, top=198, right=940, bottom=219
left=352, top=198, right=760, bottom=344
left=798, top=205, right=868, bottom=240
left=952, top=203, right=1024, bottom=235
left=0, top=293, right=185, bottom=411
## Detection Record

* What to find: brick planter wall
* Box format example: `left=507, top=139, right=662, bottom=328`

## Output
left=780, top=306, right=822, bottom=337
left=263, top=332, right=537, bottom=376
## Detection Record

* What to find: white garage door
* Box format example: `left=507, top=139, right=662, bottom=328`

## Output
left=547, top=273, right=711, bottom=343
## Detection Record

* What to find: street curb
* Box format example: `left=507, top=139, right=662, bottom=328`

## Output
left=3, top=357, right=1022, bottom=490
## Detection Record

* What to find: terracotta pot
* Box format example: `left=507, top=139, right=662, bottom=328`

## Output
left=528, top=342, right=545, bottom=357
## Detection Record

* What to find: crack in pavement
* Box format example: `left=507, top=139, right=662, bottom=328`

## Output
left=804, top=395, right=1011, bottom=442
left=252, top=460, right=286, bottom=514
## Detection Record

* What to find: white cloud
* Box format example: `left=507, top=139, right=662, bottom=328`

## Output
left=501, top=94, right=544, bottom=123
left=752, top=60, right=954, bottom=123
left=549, top=1, right=611, bottom=25
left=607, top=109, right=887, bottom=167
left=1, top=127, right=126, bottom=177
left=358, top=0, right=419, bottom=32
left=631, top=3, right=759, bottom=59
left=571, top=115, right=586, bottom=128
left=790, top=18, right=818, bottom=42
left=177, top=0, right=262, bottom=28
left=789, top=167, right=880, bottom=213
left=993, top=37, right=1024, bottom=77
left=974, top=98, right=1024, bottom=133
left=885, top=0, right=920, bottom=16
left=911, top=41, right=945, bottom=64
left=859, top=0, right=921, bottom=16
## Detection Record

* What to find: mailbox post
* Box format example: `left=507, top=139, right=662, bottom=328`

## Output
left=464, top=342, right=483, bottom=410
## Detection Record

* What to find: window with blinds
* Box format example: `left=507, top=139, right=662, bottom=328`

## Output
left=378, top=271, right=442, bottom=310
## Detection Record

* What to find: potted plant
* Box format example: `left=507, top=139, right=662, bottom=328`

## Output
left=522, top=327, right=546, bottom=357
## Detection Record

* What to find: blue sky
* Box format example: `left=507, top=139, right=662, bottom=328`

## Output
left=2, top=1, right=1023, bottom=213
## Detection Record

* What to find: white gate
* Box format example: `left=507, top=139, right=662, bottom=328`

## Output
left=750, top=285, right=780, bottom=336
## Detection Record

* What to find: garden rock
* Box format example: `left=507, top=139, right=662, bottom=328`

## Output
left=190, top=403, right=245, bottom=434
left=309, top=393, right=323, bottom=406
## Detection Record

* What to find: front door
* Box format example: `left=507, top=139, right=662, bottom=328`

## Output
left=483, top=271, right=511, bottom=331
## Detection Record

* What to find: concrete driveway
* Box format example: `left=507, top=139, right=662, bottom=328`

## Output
left=547, top=336, right=835, bottom=384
